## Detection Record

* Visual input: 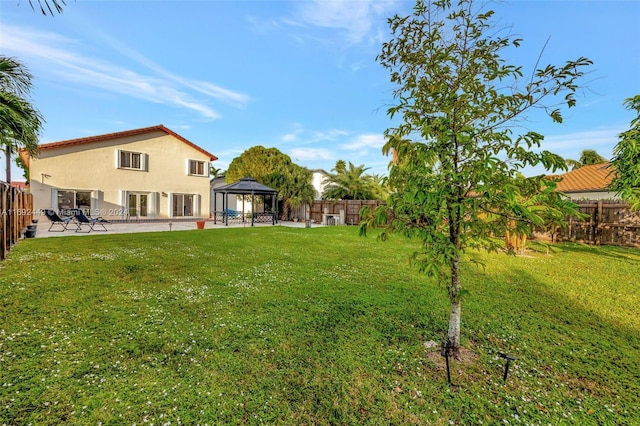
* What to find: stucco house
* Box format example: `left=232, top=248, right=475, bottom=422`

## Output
left=311, top=169, right=330, bottom=200
left=23, top=125, right=217, bottom=221
left=552, top=163, right=618, bottom=200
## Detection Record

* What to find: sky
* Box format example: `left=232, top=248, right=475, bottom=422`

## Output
left=1, top=0, right=639, bottom=182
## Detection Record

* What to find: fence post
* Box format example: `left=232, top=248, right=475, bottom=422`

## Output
left=0, top=183, right=34, bottom=261
left=596, top=200, right=604, bottom=245
left=1, top=184, right=7, bottom=260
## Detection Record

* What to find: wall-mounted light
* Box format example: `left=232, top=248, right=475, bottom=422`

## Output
left=40, top=173, right=52, bottom=188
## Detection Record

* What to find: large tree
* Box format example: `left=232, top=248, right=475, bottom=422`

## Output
left=609, top=95, right=640, bottom=210
left=226, top=146, right=295, bottom=184
left=0, top=56, right=43, bottom=183
left=361, top=0, right=591, bottom=358
left=227, top=146, right=314, bottom=219
left=565, top=149, right=608, bottom=170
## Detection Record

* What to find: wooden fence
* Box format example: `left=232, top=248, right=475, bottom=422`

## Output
left=1, top=183, right=34, bottom=260
left=556, top=200, right=640, bottom=247
left=288, top=200, right=386, bottom=226
left=286, top=197, right=640, bottom=247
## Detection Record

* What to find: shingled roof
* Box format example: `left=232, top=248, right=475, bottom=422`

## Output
left=213, top=177, right=278, bottom=195
left=552, top=163, right=613, bottom=192
left=34, top=124, right=217, bottom=161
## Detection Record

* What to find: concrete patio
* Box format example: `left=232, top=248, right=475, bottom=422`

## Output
left=30, top=219, right=321, bottom=238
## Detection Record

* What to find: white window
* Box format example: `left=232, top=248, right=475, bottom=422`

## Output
left=173, top=193, right=195, bottom=217
left=188, top=160, right=207, bottom=176
left=118, top=150, right=146, bottom=170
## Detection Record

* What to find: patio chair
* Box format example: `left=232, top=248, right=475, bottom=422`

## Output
left=224, top=208, right=240, bottom=219
left=44, top=209, right=73, bottom=232
left=224, top=208, right=241, bottom=224
left=70, top=208, right=110, bottom=233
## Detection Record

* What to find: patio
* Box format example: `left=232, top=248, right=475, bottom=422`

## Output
left=29, top=219, right=320, bottom=238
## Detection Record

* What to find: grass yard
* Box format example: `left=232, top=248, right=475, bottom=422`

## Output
left=0, top=226, right=638, bottom=425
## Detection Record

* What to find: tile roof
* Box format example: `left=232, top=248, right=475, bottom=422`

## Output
left=10, top=181, right=29, bottom=190
left=551, top=163, right=614, bottom=192
left=34, top=124, right=217, bottom=161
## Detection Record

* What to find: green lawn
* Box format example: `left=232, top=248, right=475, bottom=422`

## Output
left=1, top=226, right=638, bottom=425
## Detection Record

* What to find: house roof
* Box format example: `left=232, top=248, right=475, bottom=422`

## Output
left=311, top=169, right=330, bottom=176
left=34, top=124, right=218, bottom=161
left=10, top=181, right=29, bottom=191
left=551, top=163, right=614, bottom=192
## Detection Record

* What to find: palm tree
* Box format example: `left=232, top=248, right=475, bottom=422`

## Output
left=333, top=159, right=347, bottom=175
left=265, top=167, right=314, bottom=220
left=0, top=56, right=43, bottom=182
left=26, top=0, right=66, bottom=15
left=281, top=167, right=315, bottom=220
left=369, top=173, right=390, bottom=200
left=209, top=166, right=225, bottom=178
left=322, top=161, right=376, bottom=200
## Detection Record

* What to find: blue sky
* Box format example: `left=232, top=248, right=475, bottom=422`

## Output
left=1, top=0, right=639, bottom=181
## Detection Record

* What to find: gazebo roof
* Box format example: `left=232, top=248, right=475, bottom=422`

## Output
left=213, top=177, right=278, bottom=195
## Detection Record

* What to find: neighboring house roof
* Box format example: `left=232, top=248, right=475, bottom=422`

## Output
left=311, top=169, right=330, bottom=176
left=551, top=163, right=613, bottom=193
left=10, top=181, right=29, bottom=191
left=25, top=124, right=217, bottom=161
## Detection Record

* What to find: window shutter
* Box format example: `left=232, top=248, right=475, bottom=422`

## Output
left=50, top=188, right=58, bottom=210
left=91, top=190, right=98, bottom=214
left=194, top=194, right=201, bottom=217
left=120, top=190, right=128, bottom=219
left=148, top=192, right=155, bottom=219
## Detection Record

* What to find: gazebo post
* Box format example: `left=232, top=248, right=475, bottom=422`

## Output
left=271, top=195, right=276, bottom=224
left=251, top=192, right=255, bottom=226
left=224, top=191, right=228, bottom=226
left=213, top=192, right=218, bottom=225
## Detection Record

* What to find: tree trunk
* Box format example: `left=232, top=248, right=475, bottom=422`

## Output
left=5, top=146, right=11, bottom=183
left=280, top=201, right=290, bottom=221
left=448, top=253, right=462, bottom=360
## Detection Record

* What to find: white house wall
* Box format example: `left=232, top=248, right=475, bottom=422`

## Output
left=311, top=169, right=330, bottom=200
left=29, top=130, right=211, bottom=220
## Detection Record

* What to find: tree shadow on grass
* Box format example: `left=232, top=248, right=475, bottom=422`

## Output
left=465, top=263, right=640, bottom=416
left=550, top=241, right=640, bottom=262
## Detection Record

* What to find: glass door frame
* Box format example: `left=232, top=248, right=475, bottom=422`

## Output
left=127, top=192, right=149, bottom=219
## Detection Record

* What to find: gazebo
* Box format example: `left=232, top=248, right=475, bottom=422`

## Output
left=212, top=177, right=279, bottom=226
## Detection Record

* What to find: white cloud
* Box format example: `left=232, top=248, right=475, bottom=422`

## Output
left=310, top=129, right=349, bottom=142
left=289, top=147, right=334, bottom=161
left=189, top=81, right=250, bottom=107
left=282, top=126, right=349, bottom=144
left=282, top=133, right=299, bottom=142
left=0, top=24, right=249, bottom=119
left=540, top=127, right=624, bottom=158
left=281, top=122, right=306, bottom=142
left=341, top=133, right=385, bottom=150
left=290, top=0, right=399, bottom=45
